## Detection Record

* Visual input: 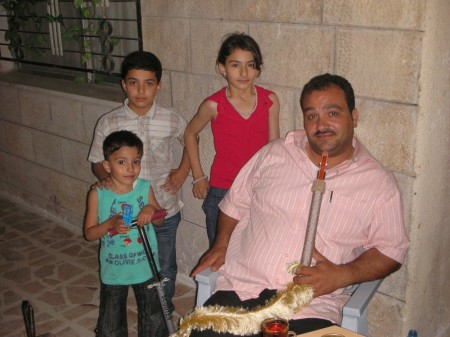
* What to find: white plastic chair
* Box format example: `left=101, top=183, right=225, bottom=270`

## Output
left=195, top=268, right=382, bottom=336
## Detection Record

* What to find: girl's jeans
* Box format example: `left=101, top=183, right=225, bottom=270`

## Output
left=96, top=278, right=168, bottom=337
left=202, top=187, right=228, bottom=246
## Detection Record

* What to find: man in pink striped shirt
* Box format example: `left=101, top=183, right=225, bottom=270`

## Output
left=191, top=74, right=409, bottom=336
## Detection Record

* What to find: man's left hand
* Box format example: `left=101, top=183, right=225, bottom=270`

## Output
left=293, top=249, right=346, bottom=298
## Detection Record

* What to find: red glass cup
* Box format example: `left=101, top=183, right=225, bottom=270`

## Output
left=262, top=318, right=296, bottom=337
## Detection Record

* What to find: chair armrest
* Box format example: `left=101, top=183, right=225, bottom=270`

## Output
left=343, top=278, right=383, bottom=316
left=194, top=267, right=219, bottom=306
left=341, top=278, right=383, bottom=335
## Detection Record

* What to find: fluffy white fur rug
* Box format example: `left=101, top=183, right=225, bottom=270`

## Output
left=172, top=262, right=313, bottom=337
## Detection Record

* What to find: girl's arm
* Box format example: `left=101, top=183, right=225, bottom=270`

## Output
left=137, top=186, right=165, bottom=226
left=84, top=189, right=125, bottom=241
left=268, top=92, right=280, bottom=141
left=184, top=100, right=218, bottom=199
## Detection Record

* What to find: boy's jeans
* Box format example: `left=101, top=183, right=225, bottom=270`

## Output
left=202, top=187, right=228, bottom=247
left=153, top=211, right=181, bottom=314
left=96, top=279, right=168, bottom=337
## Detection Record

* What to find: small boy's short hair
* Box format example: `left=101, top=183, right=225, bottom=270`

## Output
left=103, top=130, right=144, bottom=160
left=121, top=51, right=162, bottom=82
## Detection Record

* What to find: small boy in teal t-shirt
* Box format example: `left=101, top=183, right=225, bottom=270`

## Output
left=84, top=130, right=167, bottom=337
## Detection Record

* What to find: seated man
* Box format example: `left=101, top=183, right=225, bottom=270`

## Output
left=191, top=73, right=409, bottom=336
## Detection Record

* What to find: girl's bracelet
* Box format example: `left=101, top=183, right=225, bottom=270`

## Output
left=192, top=175, right=208, bottom=185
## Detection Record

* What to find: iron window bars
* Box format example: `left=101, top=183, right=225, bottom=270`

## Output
left=0, top=0, right=142, bottom=83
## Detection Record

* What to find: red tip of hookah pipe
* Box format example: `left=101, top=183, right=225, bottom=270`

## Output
left=317, top=152, right=328, bottom=180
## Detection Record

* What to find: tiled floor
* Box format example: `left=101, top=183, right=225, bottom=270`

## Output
left=0, top=195, right=196, bottom=337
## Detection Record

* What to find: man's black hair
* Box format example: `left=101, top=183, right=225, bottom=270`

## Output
left=103, top=130, right=143, bottom=160
left=120, top=51, right=162, bottom=82
left=300, top=73, right=355, bottom=112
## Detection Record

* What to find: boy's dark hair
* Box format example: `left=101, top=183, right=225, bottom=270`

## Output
left=103, top=130, right=144, bottom=160
left=120, top=51, right=162, bottom=82
left=300, top=73, right=355, bottom=112
left=216, top=32, right=263, bottom=71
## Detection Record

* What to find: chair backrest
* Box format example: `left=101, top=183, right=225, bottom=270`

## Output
left=195, top=268, right=383, bottom=336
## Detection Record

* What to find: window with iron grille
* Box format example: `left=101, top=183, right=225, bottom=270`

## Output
left=0, top=0, right=142, bottom=84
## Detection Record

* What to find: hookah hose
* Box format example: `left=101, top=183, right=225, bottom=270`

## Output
left=301, top=152, right=328, bottom=266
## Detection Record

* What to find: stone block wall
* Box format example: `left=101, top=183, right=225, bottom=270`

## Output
left=140, top=2, right=424, bottom=335
left=1, top=1, right=449, bottom=336
left=0, top=76, right=123, bottom=233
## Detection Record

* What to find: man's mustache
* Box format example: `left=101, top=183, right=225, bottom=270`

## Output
left=315, top=129, right=336, bottom=136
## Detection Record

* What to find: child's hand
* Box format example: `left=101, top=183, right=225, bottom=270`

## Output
left=192, top=178, right=209, bottom=199
left=136, top=206, right=157, bottom=227
left=162, top=169, right=187, bottom=195
left=111, top=213, right=129, bottom=234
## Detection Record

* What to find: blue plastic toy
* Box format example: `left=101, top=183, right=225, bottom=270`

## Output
left=122, top=204, right=133, bottom=226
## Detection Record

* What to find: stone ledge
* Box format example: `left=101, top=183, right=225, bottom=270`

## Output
left=0, top=71, right=124, bottom=106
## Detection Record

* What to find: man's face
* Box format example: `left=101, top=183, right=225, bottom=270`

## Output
left=302, top=85, right=358, bottom=163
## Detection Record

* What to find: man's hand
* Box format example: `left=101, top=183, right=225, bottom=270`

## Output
left=294, top=248, right=401, bottom=298
left=293, top=249, right=346, bottom=298
left=190, top=211, right=238, bottom=277
left=162, top=168, right=188, bottom=195
left=190, top=246, right=227, bottom=277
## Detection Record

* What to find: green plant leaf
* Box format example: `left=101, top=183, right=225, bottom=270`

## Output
left=55, top=14, right=64, bottom=25
left=110, top=37, right=120, bottom=46
left=33, top=48, right=46, bottom=57
left=35, top=35, right=45, bottom=45
left=62, top=24, right=82, bottom=40
left=82, top=40, right=90, bottom=50
left=74, top=74, right=87, bottom=83
left=81, top=52, right=91, bottom=65
left=73, top=0, right=83, bottom=9
left=80, top=7, right=90, bottom=18
left=46, top=14, right=57, bottom=23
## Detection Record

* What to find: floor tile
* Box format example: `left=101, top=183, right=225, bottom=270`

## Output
left=0, top=195, right=196, bottom=336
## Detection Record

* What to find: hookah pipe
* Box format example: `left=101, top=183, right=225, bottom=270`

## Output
left=301, top=151, right=328, bottom=266
left=138, top=221, right=176, bottom=334
left=171, top=153, right=329, bottom=337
